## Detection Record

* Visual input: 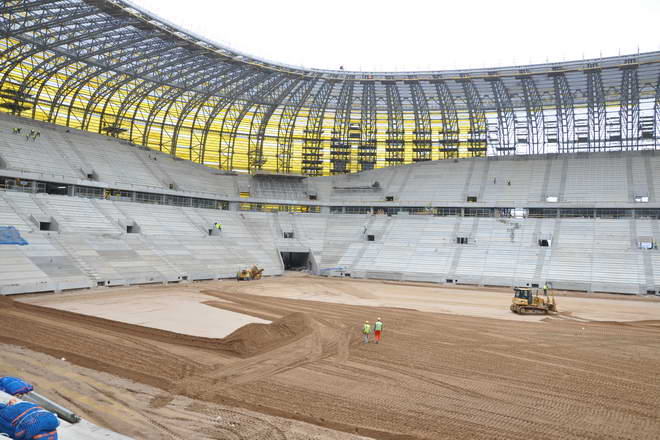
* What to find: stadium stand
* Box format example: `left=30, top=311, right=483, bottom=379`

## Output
left=0, top=109, right=658, bottom=296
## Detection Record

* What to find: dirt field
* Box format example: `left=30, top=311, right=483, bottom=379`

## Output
left=1, top=274, right=660, bottom=439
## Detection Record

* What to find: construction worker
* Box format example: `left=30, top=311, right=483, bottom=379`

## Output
left=216, top=222, right=222, bottom=231
left=374, top=317, right=383, bottom=344
left=361, top=320, right=371, bottom=344
left=543, top=283, right=549, bottom=295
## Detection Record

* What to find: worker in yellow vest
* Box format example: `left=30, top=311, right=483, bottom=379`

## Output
left=374, top=317, right=383, bottom=344
left=361, top=320, right=371, bottom=344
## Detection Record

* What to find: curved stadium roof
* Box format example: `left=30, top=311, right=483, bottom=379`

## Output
left=1, top=0, right=660, bottom=175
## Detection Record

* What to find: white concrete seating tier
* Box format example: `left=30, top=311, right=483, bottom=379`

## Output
left=0, top=119, right=80, bottom=179
left=2, top=114, right=659, bottom=205
left=0, top=194, right=285, bottom=293
left=0, top=192, right=656, bottom=294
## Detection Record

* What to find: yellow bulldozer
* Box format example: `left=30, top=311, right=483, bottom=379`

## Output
left=236, top=265, right=264, bottom=281
left=510, top=287, right=557, bottom=315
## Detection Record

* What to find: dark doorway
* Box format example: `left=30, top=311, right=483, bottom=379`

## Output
left=280, top=251, right=310, bottom=270
left=44, top=182, right=69, bottom=195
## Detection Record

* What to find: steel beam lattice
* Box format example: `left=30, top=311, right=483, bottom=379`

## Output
left=302, top=80, right=334, bottom=176
left=408, top=80, right=432, bottom=162
left=486, top=76, right=516, bottom=154
left=329, top=79, right=355, bottom=174
left=433, top=79, right=460, bottom=158
left=384, top=81, right=405, bottom=165
left=458, top=77, right=487, bottom=155
left=358, top=81, right=377, bottom=171
left=0, top=0, right=658, bottom=175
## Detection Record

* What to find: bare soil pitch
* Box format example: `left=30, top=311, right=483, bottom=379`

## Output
left=1, top=277, right=659, bottom=439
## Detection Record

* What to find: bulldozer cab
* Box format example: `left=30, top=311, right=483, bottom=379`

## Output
left=513, top=287, right=533, bottom=305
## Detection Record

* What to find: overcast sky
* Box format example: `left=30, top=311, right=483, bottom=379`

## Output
left=131, top=0, right=660, bottom=72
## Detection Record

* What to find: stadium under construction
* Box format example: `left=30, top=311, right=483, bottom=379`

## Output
left=0, top=1, right=659, bottom=439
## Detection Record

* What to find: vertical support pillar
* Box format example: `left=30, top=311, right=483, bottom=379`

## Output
left=276, top=78, right=317, bottom=173
left=407, top=80, right=432, bottom=162
left=486, top=75, right=516, bottom=155
left=620, top=61, right=640, bottom=150
left=458, top=76, right=487, bottom=157
left=586, top=65, right=607, bottom=152
left=383, top=80, right=405, bottom=165
left=358, top=81, right=377, bottom=171
left=518, top=72, right=545, bottom=155
left=549, top=70, right=576, bottom=154
left=302, top=80, right=335, bottom=176
left=329, top=79, right=354, bottom=175
left=432, top=79, right=460, bottom=159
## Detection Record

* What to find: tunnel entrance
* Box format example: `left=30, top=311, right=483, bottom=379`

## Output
left=280, top=251, right=310, bottom=270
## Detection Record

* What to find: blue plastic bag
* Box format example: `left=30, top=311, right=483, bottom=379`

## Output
left=0, top=378, right=33, bottom=396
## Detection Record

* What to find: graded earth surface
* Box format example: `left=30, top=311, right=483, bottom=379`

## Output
left=1, top=274, right=659, bottom=439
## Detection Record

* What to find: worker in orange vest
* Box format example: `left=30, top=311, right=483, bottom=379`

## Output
left=374, top=317, right=383, bottom=344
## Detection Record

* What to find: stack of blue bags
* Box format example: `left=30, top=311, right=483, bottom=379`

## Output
left=0, top=377, right=58, bottom=440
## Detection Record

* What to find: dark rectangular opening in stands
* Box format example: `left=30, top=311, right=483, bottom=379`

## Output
left=43, top=182, right=68, bottom=195
left=280, top=251, right=310, bottom=270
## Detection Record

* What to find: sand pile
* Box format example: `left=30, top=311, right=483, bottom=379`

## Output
left=220, top=312, right=310, bottom=357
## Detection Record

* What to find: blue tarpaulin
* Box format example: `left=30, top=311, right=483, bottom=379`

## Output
left=0, top=401, right=59, bottom=439
left=0, top=227, right=28, bottom=245
left=0, top=377, right=33, bottom=396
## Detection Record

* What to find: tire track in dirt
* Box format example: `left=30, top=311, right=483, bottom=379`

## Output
left=3, top=288, right=660, bottom=439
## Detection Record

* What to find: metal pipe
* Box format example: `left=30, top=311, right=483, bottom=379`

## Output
left=23, top=392, right=81, bottom=424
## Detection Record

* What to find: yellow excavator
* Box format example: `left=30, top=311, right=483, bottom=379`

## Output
left=236, top=265, right=264, bottom=281
left=510, top=287, right=557, bottom=315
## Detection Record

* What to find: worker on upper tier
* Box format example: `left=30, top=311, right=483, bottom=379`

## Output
left=361, top=320, right=371, bottom=344
left=374, top=317, right=383, bottom=344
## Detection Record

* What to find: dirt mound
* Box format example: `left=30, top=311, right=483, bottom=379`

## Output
left=0, top=295, right=15, bottom=309
left=220, top=312, right=311, bottom=357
